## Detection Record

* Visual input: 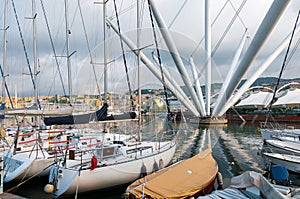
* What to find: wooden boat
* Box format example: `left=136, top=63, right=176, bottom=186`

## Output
left=125, top=148, right=218, bottom=199
left=263, top=139, right=300, bottom=156
left=263, top=152, right=300, bottom=174
left=45, top=137, right=177, bottom=198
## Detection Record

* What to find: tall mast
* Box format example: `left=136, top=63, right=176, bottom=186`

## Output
left=137, top=0, right=141, bottom=141
left=205, top=0, right=211, bottom=116
left=32, top=0, right=38, bottom=107
left=103, top=0, right=107, bottom=104
left=2, top=0, right=8, bottom=105
left=64, top=0, right=72, bottom=104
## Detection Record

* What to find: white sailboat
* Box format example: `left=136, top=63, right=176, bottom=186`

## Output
left=3, top=127, right=131, bottom=183
left=44, top=1, right=177, bottom=197
left=46, top=136, right=176, bottom=197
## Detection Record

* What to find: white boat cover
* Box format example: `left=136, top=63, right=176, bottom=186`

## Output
left=230, top=171, right=285, bottom=199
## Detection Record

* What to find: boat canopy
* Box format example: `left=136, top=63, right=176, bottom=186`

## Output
left=126, top=149, right=218, bottom=198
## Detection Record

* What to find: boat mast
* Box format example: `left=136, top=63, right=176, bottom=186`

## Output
left=32, top=0, right=39, bottom=126
left=32, top=0, right=38, bottom=109
left=205, top=0, right=211, bottom=116
left=137, top=0, right=141, bottom=141
left=2, top=0, right=8, bottom=106
left=64, top=0, right=72, bottom=104
left=103, top=0, right=107, bottom=105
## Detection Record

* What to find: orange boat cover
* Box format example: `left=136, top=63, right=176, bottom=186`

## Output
left=126, top=148, right=218, bottom=199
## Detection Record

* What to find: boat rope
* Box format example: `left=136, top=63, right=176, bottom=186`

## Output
left=10, top=0, right=41, bottom=109
left=147, top=0, right=171, bottom=114
left=77, top=0, right=102, bottom=100
left=39, top=0, right=67, bottom=97
left=113, top=0, right=135, bottom=110
left=74, top=167, right=81, bottom=199
left=265, top=10, right=300, bottom=125
left=0, top=64, right=18, bottom=122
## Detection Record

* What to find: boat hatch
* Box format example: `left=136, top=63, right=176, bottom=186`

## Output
left=95, top=146, right=118, bottom=159
left=126, top=146, right=153, bottom=155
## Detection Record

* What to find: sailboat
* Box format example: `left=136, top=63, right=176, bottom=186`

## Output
left=45, top=129, right=176, bottom=197
left=44, top=1, right=177, bottom=197
left=3, top=127, right=131, bottom=183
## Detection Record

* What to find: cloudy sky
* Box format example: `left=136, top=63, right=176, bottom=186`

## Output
left=0, top=0, right=300, bottom=97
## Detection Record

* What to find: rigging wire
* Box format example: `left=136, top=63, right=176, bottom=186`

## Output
left=10, top=0, right=41, bottom=109
left=77, top=0, right=102, bottom=100
left=113, top=0, right=135, bottom=109
left=265, top=10, right=300, bottom=125
left=39, top=0, right=67, bottom=97
left=147, top=0, right=170, bottom=114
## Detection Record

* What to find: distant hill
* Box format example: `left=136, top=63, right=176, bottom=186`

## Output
left=174, top=77, right=300, bottom=97
left=238, top=77, right=300, bottom=89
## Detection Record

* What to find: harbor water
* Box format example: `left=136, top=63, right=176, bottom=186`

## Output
left=4, top=116, right=299, bottom=198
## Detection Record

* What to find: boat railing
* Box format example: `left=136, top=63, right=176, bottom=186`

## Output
left=260, top=122, right=290, bottom=130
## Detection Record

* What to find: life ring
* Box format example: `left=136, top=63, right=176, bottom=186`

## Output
left=90, top=155, right=98, bottom=170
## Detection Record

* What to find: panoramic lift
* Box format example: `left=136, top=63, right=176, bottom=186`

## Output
left=110, top=0, right=292, bottom=125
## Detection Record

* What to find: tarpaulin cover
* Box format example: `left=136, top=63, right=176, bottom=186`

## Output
left=126, top=149, right=218, bottom=199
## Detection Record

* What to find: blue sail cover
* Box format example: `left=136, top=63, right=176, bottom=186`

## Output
left=43, top=103, right=137, bottom=126
left=43, top=103, right=109, bottom=125
left=271, top=165, right=289, bottom=181
left=0, top=103, right=5, bottom=119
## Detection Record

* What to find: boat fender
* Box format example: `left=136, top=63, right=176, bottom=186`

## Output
left=216, top=172, right=223, bottom=190
left=159, top=159, right=164, bottom=169
left=44, top=184, right=54, bottom=194
left=152, top=161, right=159, bottom=172
left=90, top=155, right=98, bottom=170
left=140, top=164, right=147, bottom=178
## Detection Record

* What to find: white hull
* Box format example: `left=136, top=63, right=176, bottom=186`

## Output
left=263, top=152, right=300, bottom=173
left=261, top=128, right=300, bottom=142
left=264, top=140, right=300, bottom=156
left=4, top=151, right=54, bottom=183
left=51, top=141, right=176, bottom=197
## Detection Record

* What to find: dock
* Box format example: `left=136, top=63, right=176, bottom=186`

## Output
left=0, top=192, right=27, bottom=199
